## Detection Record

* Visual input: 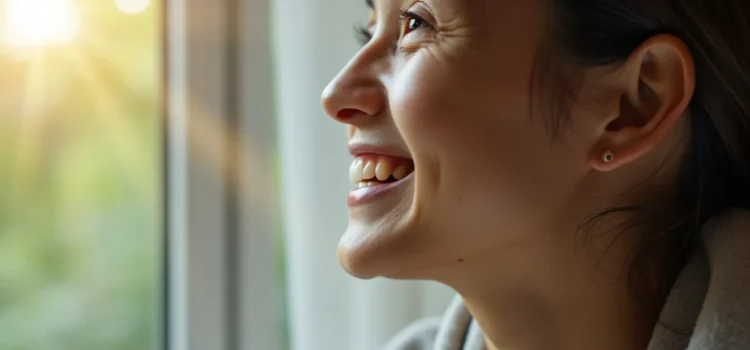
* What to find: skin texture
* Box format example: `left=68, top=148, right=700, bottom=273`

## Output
left=321, top=1, right=696, bottom=349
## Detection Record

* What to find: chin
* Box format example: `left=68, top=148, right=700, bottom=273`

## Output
left=336, top=218, right=437, bottom=280
left=337, top=247, right=421, bottom=280
left=336, top=223, right=397, bottom=280
left=337, top=244, right=380, bottom=280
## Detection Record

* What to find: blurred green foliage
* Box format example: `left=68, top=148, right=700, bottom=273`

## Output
left=0, top=1, right=161, bottom=349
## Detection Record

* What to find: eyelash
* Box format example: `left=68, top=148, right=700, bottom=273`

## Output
left=399, top=9, right=432, bottom=36
left=354, top=24, right=372, bottom=46
left=353, top=10, right=433, bottom=46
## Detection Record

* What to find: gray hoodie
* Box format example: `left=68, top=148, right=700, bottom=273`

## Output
left=383, top=209, right=750, bottom=350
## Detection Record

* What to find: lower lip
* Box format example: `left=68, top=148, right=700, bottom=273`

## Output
left=347, top=173, right=414, bottom=207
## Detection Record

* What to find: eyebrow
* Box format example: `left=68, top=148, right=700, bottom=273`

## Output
left=365, top=0, right=373, bottom=9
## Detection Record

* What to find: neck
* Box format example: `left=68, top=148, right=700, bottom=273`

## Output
left=439, top=220, right=654, bottom=350
left=463, top=280, right=649, bottom=350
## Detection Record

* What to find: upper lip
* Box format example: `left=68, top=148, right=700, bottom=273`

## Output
left=348, top=143, right=412, bottom=160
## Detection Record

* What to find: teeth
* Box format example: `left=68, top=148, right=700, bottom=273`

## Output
left=349, top=157, right=414, bottom=184
left=362, top=161, right=376, bottom=180
left=349, top=159, right=364, bottom=183
left=357, top=181, right=378, bottom=188
left=392, top=165, right=408, bottom=180
left=375, top=160, right=392, bottom=181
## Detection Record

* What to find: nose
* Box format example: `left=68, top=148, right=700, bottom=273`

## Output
left=321, top=52, right=386, bottom=124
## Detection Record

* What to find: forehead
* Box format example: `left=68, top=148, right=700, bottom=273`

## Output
left=369, top=0, right=542, bottom=23
left=369, top=0, right=481, bottom=15
left=370, top=0, right=474, bottom=7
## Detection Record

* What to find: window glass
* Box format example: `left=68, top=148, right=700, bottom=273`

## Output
left=0, top=1, right=161, bottom=349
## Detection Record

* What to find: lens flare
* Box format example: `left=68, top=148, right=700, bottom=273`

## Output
left=114, top=0, right=151, bottom=14
left=3, top=0, right=79, bottom=46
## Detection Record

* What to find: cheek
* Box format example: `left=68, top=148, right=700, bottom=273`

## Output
left=390, top=41, right=538, bottom=155
left=389, top=51, right=571, bottom=239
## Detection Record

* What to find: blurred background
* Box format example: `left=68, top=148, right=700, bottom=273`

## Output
left=0, top=0, right=453, bottom=350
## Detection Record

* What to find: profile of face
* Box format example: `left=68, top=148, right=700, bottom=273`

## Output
left=321, top=0, right=693, bottom=284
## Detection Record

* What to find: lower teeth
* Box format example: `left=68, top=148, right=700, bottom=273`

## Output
left=358, top=181, right=380, bottom=188
left=356, top=169, right=415, bottom=188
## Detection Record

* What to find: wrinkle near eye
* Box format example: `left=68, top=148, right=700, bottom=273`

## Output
left=406, top=0, right=481, bottom=44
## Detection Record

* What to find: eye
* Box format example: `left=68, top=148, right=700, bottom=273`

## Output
left=354, top=24, right=373, bottom=46
left=400, top=11, right=432, bottom=37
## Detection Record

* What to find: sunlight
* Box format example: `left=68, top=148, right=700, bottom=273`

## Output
left=3, top=0, right=79, bottom=47
left=62, top=47, right=155, bottom=190
left=114, top=0, right=151, bottom=14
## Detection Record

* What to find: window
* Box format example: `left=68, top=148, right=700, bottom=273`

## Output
left=1, top=0, right=454, bottom=349
left=0, top=1, right=161, bottom=349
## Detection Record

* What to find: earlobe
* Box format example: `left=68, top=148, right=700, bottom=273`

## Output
left=589, top=149, right=616, bottom=171
left=589, top=34, right=695, bottom=172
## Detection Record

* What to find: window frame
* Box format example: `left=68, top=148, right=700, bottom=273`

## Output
left=164, top=0, right=279, bottom=348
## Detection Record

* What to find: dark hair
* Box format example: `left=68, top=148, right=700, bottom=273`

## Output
left=539, top=0, right=750, bottom=320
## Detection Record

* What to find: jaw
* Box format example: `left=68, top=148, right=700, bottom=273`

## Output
left=339, top=158, right=475, bottom=280
left=338, top=184, right=414, bottom=277
left=339, top=200, right=474, bottom=281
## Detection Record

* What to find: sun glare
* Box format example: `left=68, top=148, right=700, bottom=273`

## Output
left=3, top=0, right=79, bottom=47
left=114, top=0, right=151, bottom=14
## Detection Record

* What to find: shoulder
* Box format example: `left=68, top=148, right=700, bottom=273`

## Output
left=382, top=317, right=443, bottom=350
left=382, top=295, right=484, bottom=350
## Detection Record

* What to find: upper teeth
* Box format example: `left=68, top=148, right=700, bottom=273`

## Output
left=350, top=157, right=412, bottom=184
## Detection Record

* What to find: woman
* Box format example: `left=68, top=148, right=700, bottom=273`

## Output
left=321, top=1, right=750, bottom=349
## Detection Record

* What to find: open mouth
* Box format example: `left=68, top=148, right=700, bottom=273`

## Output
left=349, top=155, right=415, bottom=188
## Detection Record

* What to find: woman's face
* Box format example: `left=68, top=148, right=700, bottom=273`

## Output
left=322, top=0, right=604, bottom=280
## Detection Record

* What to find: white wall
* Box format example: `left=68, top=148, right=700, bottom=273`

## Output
left=270, top=1, right=455, bottom=350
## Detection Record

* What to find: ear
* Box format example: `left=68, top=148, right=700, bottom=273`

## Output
left=588, top=34, right=695, bottom=172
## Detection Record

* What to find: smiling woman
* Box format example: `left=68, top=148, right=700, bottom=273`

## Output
left=320, top=0, right=750, bottom=349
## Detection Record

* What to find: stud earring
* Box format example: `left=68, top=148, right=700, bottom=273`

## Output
left=602, top=150, right=615, bottom=164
